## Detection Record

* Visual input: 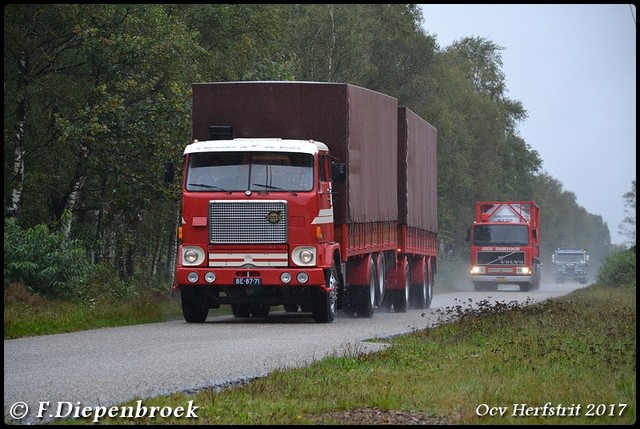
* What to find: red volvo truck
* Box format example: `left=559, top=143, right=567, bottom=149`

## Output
left=467, top=201, right=541, bottom=292
left=171, top=81, right=438, bottom=323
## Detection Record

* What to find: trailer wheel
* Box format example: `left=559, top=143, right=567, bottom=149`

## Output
left=313, top=262, right=339, bottom=323
left=427, top=263, right=434, bottom=309
left=231, top=304, right=251, bottom=318
left=376, top=254, right=386, bottom=306
left=413, top=263, right=433, bottom=309
left=181, top=287, right=209, bottom=323
left=394, top=259, right=410, bottom=312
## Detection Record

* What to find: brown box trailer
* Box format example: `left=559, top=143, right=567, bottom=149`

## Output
left=192, top=81, right=398, bottom=227
left=397, top=106, right=438, bottom=233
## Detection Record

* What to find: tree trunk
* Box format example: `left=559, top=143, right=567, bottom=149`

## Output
left=8, top=50, right=28, bottom=219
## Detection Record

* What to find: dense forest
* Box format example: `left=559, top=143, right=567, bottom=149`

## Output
left=4, top=4, right=623, bottom=293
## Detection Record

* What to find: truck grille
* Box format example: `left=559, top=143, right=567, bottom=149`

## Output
left=209, top=200, right=288, bottom=244
left=477, top=251, right=525, bottom=265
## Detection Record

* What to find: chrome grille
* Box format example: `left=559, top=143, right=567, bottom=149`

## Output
left=209, top=200, right=288, bottom=244
left=477, top=251, right=525, bottom=265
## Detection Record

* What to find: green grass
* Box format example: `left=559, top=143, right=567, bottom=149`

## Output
left=39, top=283, right=635, bottom=425
left=3, top=283, right=185, bottom=339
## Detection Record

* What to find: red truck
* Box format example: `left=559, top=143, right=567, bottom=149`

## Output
left=467, top=201, right=541, bottom=292
left=171, top=81, right=438, bottom=323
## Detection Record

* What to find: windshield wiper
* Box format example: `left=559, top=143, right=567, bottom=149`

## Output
left=188, top=183, right=231, bottom=193
left=252, top=183, right=297, bottom=196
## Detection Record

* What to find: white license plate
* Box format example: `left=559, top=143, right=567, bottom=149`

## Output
left=234, top=277, right=262, bottom=286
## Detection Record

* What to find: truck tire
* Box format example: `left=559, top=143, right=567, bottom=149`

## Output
left=313, top=262, right=339, bottom=323
left=424, top=264, right=434, bottom=309
left=181, top=287, right=209, bottom=323
left=394, top=259, right=410, bottom=312
left=376, top=253, right=386, bottom=307
left=356, top=260, right=376, bottom=318
left=427, top=263, right=434, bottom=309
left=519, top=282, right=531, bottom=292
left=412, top=262, right=431, bottom=310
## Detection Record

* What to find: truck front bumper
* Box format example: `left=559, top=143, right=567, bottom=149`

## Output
left=471, top=275, right=532, bottom=284
left=173, top=266, right=327, bottom=291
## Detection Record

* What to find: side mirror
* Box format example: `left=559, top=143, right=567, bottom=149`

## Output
left=466, top=227, right=471, bottom=242
left=331, top=162, right=346, bottom=184
left=532, top=229, right=537, bottom=239
left=164, top=163, right=175, bottom=184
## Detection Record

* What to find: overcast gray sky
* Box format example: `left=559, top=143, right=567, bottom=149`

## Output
left=420, top=4, right=636, bottom=245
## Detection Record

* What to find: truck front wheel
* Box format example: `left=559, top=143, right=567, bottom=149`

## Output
left=356, top=260, right=376, bottom=318
left=181, top=287, right=209, bottom=323
left=313, top=261, right=339, bottom=323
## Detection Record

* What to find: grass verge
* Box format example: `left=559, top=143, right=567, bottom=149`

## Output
left=3, top=283, right=184, bottom=339
left=45, top=283, right=635, bottom=425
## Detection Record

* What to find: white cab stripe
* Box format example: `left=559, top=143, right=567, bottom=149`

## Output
left=209, top=253, right=288, bottom=267
left=311, top=208, right=334, bottom=224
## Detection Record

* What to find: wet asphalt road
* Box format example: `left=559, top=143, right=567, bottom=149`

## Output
left=4, top=281, right=587, bottom=424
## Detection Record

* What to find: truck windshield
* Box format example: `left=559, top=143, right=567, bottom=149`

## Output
left=473, top=224, right=529, bottom=246
left=555, top=254, right=585, bottom=263
left=186, top=151, right=314, bottom=193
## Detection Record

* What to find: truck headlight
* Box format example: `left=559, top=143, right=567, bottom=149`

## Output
left=182, top=246, right=205, bottom=266
left=292, top=246, right=316, bottom=266
left=470, top=266, right=485, bottom=274
left=516, top=267, right=531, bottom=275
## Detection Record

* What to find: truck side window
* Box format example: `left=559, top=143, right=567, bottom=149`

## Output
left=318, top=155, right=329, bottom=183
